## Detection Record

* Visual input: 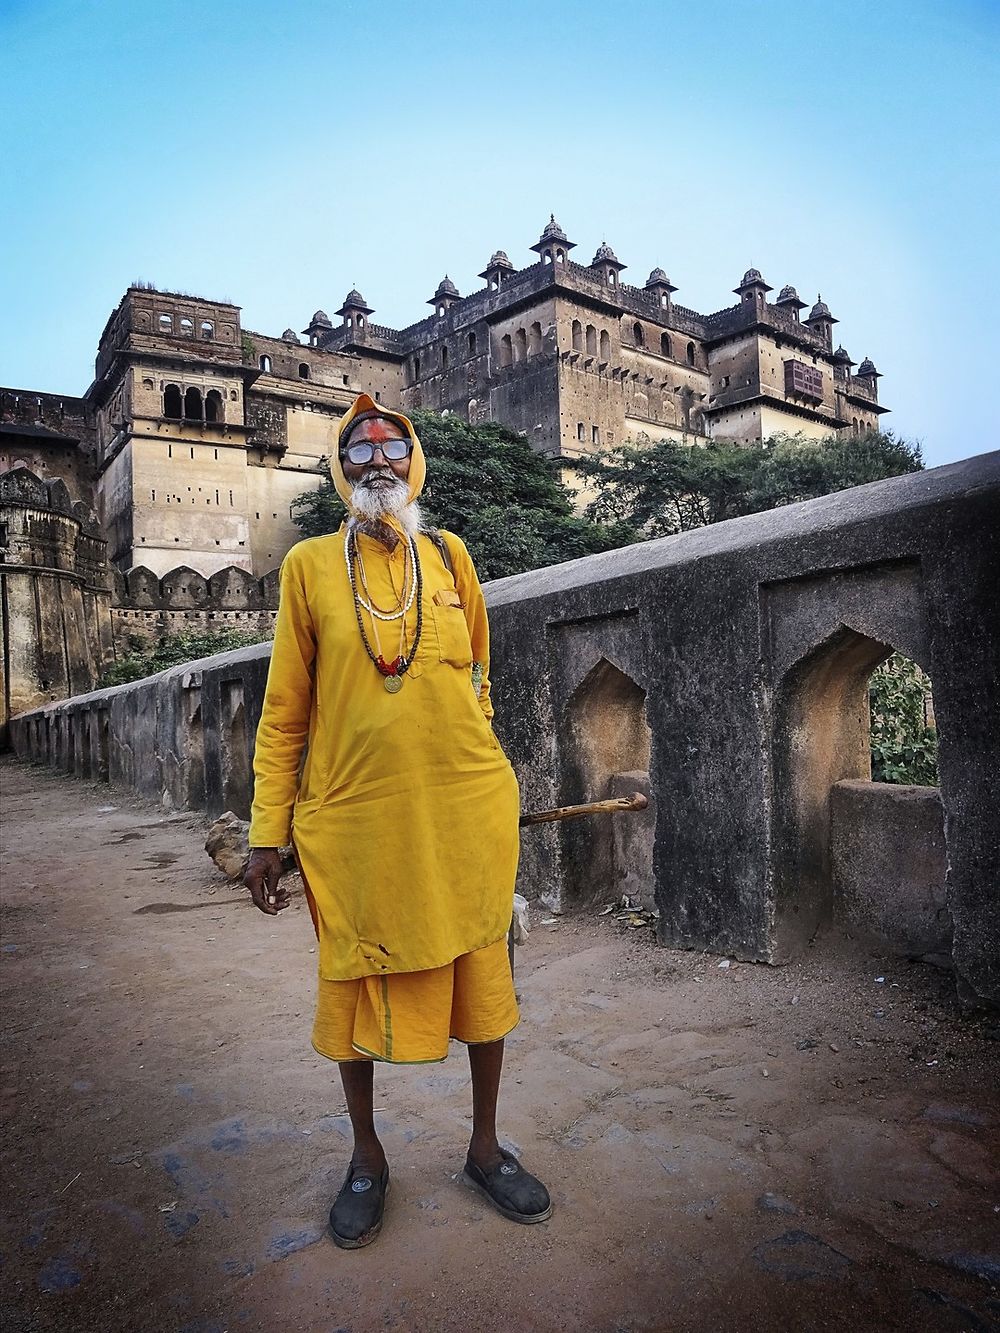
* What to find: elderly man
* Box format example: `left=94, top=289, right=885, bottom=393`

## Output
left=245, top=393, right=550, bottom=1248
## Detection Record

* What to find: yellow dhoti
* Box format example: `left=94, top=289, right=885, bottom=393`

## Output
left=312, top=937, right=519, bottom=1063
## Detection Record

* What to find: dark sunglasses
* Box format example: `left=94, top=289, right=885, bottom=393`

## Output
left=340, top=438, right=413, bottom=466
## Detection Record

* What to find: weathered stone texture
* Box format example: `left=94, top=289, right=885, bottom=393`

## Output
left=830, top=780, right=950, bottom=961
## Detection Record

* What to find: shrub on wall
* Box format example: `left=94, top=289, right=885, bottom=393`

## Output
left=869, top=652, right=939, bottom=785
left=101, top=627, right=270, bottom=688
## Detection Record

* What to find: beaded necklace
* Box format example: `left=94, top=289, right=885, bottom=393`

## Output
left=345, top=527, right=423, bottom=692
left=356, top=539, right=411, bottom=617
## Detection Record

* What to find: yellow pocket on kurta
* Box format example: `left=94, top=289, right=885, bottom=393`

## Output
left=431, top=602, right=473, bottom=667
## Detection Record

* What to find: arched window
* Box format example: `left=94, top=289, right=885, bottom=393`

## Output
left=661, top=332, right=672, bottom=357
left=205, top=389, right=224, bottom=423
left=660, top=293, right=668, bottom=309
left=543, top=252, right=553, bottom=266
left=200, top=321, right=214, bottom=340
left=572, top=319, right=583, bottom=351
left=158, top=313, right=173, bottom=333
left=180, top=317, right=194, bottom=336
left=853, top=417, right=858, bottom=433
left=163, top=384, right=182, bottom=419
left=467, top=331, right=477, bottom=357
left=298, top=363, right=309, bottom=380
left=514, top=328, right=527, bottom=362
left=633, top=322, right=644, bottom=347
left=528, top=322, right=542, bottom=357
left=500, top=334, right=512, bottom=367
left=441, top=344, right=449, bottom=370
left=413, top=355, right=420, bottom=379
left=577, top=422, right=585, bottom=441
left=586, top=324, right=597, bottom=355
left=556, top=248, right=566, bottom=264
left=600, top=329, right=611, bottom=361
left=608, top=272, right=617, bottom=287
left=258, top=355, right=271, bottom=372
left=686, top=341, right=696, bottom=366
left=184, top=387, right=203, bottom=419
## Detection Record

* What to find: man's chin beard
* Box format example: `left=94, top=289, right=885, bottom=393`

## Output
left=349, top=476, right=423, bottom=537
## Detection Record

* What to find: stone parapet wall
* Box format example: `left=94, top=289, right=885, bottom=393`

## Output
left=9, top=453, right=1000, bottom=1007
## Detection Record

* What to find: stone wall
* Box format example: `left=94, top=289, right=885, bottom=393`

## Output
left=8, top=452, right=999, bottom=1008
left=830, top=780, right=950, bottom=962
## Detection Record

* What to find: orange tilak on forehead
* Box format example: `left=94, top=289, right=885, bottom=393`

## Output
left=365, top=418, right=403, bottom=444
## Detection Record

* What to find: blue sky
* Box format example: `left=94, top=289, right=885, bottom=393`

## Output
left=1, top=0, right=997, bottom=466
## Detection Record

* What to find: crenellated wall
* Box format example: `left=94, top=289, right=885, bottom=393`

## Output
left=8, top=453, right=999, bottom=1007
left=111, top=563, right=278, bottom=647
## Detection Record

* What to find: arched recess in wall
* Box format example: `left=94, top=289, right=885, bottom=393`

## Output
left=661, top=332, right=672, bottom=358
left=163, top=384, right=182, bottom=419
left=600, top=329, right=611, bottom=361
left=586, top=324, right=597, bottom=355
left=558, top=658, right=653, bottom=906
left=770, top=624, right=944, bottom=961
left=633, top=322, right=644, bottom=348
left=184, top=387, right=203, bottom=420
left=514, top=328, right=527, bottom=363
left=572, top=320, right=583, bottom=352
left=205, top=389, right=224, bottom=423
left=528, top=322, right=542, bottom=357
left=686, top=342, right=696, bottom=366
left=499, top=334, right=512, bottom=368
left=467, top=331, right=477, bottom=357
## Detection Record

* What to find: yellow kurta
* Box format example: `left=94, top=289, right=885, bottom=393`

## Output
left=248, top=522, right=521, bottom=982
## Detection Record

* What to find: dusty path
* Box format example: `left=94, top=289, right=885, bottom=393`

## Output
left=1, top=757, right=998, bottom=1333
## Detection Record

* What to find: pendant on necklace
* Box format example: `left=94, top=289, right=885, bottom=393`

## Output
left=384, top=675, right=403, bottom=694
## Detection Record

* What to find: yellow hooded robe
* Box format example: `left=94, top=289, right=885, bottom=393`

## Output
left=248, top=395, right=520, bottom=986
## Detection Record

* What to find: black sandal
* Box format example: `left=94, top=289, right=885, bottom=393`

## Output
left=462, top=1148, right=552, bottom=1224
left=329, top=1161, right=389, bottom=1249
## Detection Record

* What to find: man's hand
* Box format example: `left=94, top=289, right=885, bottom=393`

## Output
left=244, top=848, right=289, bottom=916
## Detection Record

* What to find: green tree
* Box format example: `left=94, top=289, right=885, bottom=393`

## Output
left=101, top=626, right=270, bottom=687
left=290, top=411, right=633, bottom=580
left=569, top=429, right=923, bottom=537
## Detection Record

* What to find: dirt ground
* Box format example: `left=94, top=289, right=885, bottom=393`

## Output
left=1, top=757, right=998, bottom=1333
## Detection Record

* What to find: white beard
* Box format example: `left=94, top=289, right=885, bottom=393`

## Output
left=349, top=472, right=423, bottom=538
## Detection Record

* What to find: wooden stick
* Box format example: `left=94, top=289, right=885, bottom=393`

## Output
left=519, top=792, right=648, bottom=827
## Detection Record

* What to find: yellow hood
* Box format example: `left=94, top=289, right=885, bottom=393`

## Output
left=332, top=393, right=426, bottom=515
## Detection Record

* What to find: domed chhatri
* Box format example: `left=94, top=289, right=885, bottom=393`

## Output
left=309, top=309, right=332, bottom=328
left=591, top=240, right=624, bottom=268
left=335, top=288, right=375, bottom=321
left=776, top=285, right=806, bottom=308
left=857, top=357, right=880, bottom=377
left=531, top=214, right=576, bottom=258
left=539, top=214, right=568, bottom=244
left=832, top=345, right=855, bottom=365
left=733, top=268, right=773, bottom=295
left=808, top=295, right=833, bottom=321
left=281, top=327, right=300, bottom=343
left=428, top=275, right=461, bottom=310
left=645, top=267, right=678, bottom=292
left=432, top=275, right=460, bottom=299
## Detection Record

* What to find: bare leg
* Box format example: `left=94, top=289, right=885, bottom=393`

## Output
left=339, top=1060, right=386, bottom=1173
left=467, top=1038, right=505, bottom=1171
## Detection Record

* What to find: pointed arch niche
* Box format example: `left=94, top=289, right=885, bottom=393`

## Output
left=771, top=622, right=947, bottom=960
left=558, top=658, right=653, bottom=906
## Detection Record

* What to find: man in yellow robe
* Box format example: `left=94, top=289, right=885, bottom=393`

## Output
left=245, top=393, right=551, bottom=1248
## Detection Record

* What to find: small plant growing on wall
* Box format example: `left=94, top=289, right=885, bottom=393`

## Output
left=101, top=627, right=270, bottom=688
